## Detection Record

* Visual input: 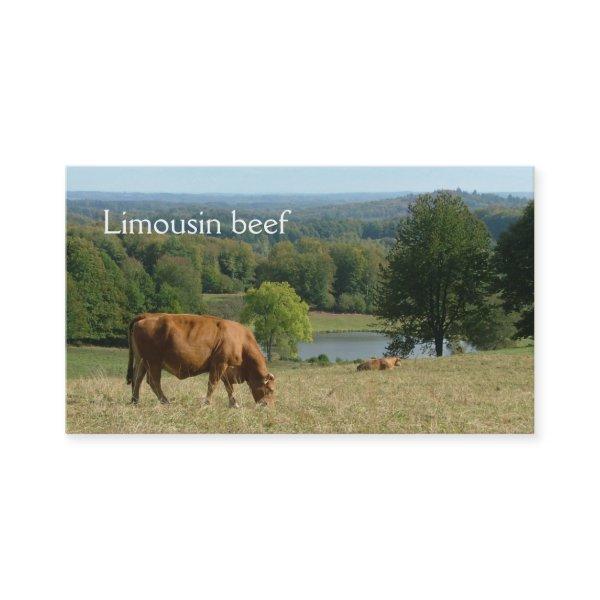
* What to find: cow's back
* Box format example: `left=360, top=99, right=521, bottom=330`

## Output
left=132, top=313, right=254, bottom=379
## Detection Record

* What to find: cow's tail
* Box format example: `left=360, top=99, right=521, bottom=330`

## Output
left=126, top=315, right=145, bottom=384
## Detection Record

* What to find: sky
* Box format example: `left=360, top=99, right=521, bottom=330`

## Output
left=66, top=166, right=534, bottom=194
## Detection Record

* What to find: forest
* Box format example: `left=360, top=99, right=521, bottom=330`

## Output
left=66, top=190, right=530, bottom=345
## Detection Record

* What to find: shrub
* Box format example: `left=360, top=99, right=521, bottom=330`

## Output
left=307, top=354, right=331, bottom=366
left=462, top=295, right=518, bottom=350
left=336, top=293, right=367, bottom=313
left=322, top=293, right=336, bottom=311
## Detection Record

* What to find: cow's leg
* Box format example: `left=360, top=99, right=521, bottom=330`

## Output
left=146, top=363, right=170, bottom=405
left=223, top=378, right=240, bottom=409
left=131, top=357, right=146, bottom=405
left=203, top=363, right=228, bottom=406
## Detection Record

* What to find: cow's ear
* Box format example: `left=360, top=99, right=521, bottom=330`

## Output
left=265, top=373, right=275, bottom=383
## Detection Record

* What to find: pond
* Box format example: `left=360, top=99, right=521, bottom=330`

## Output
left=297, top=331, right=474, bottom=361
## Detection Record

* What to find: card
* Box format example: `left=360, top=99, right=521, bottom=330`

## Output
left=66, top=167, right=534, bottom=433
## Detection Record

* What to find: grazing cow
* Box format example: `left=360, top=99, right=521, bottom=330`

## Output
left=126, top=313, right=276, bottom=407
left=356, top=357, right=402, bottom=371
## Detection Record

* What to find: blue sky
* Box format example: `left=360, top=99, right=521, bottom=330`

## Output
left=66, top=166, right=533, bottom=194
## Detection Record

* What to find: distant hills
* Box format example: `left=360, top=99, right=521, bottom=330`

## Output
left=66, top=189, right=533, bottom=210
left=292, top=190, right=530, bottom=221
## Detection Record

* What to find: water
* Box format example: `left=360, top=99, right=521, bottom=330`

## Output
left=297, top=331, right=474, bottom=361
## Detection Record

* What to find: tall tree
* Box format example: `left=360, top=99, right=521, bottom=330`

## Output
left=377, top=192, right=492, bottom=357
left=121, top=257, right=155, bottom=314
left=154, top=255, right=204, bottom=314
left=66, top=273, right=90, bottom=341
left=66, top=236, right=128, bottom=340
left=241, top=282, right=312, bottom=361
left=330, top=243, right=367, bottom=297
left=218, top=240, right=256, bottom=286
left=294, top=252, right=335, bottom=308
left=256, top=240, right=335, bottom=309
left=330, top=242, right=384, bottom=311
left=493, top=201, right=534, bottom=338
left=255, top=241, right=298, bottom=287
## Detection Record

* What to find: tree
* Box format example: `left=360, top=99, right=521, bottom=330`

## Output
left=336, top=292, right=367, bottom=313
left=121, top=257, right=155, bottom=314
left=66, top=273, right=90, bottom=341
left=359, top=243, right=386, bottom=312
left=256, top=240, right=335, bottom=309
left=330, top=242, right=384, bottom=311
left=154, top=255, right=204, bottom=313
left=330, top=243, right=368, bottom=297
left=294, top=251, right=335, bottom=308
left=494, top=202, right=534, bottom=338
left=376, top=192, right=492, bottom=357
left=241, top=282, right=312, bottom=361
left=154, top=282, right=184, bottom=313
left=218, top=240, right=256, bottom=286
left=66, top=236, right=128, bottom=340
left=461, top=295, right=517, bottom=350
left=255, top=241, right=297, bottom=288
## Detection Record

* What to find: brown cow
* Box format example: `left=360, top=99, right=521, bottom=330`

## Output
left=356, top=357, right=402, bottom=371
left=126, top=313, right=276, bottom=407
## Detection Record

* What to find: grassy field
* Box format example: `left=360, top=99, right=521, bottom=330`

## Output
left=66, top=345, right=534, bottom=434
left=202, top=293, right=243, bottom=311
left=479, top=339, right=534, bottom=355
left=307, top=311, right=378, bottom=332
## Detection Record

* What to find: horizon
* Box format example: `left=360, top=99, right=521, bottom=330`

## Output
left=67, top=189, right=532, bottom=197
left=66, top=167, right=534, bottom=195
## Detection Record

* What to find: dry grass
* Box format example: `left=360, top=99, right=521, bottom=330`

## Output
left=66, top=351, right=533, bottom=434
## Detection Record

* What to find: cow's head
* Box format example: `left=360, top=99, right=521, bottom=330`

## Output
left=249, top=372, right=276, bottom=406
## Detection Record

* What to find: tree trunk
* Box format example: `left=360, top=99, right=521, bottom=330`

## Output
left=434, top=332, right=444, bottom=357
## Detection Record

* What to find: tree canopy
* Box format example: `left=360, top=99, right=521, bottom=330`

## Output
left=494, top=201, right=534, bottom=337
left=241, top=282, right=312, bottom=361
left=377, top=192, right=493, bottom=357
left=65, top=195, right=533, bottom=350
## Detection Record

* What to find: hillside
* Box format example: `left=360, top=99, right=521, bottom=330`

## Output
left=294, top=189, right=529, bottom=220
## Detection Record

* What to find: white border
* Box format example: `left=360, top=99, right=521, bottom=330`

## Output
left=2, top=1, right=599, bottom=598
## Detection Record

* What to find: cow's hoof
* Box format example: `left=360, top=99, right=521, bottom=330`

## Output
left=201, top=398, right=211, bottom=407
left=160, top=398, right=170, bottom=405
left=131, top=398, right=139, bottom=406
left=229, top=400, right=240, bottom=409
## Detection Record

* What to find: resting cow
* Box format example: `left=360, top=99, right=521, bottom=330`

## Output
left=126, top=313, right=276, bottom=407
left=356, top=357, right=402, bottom=371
